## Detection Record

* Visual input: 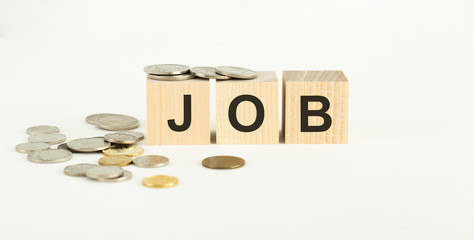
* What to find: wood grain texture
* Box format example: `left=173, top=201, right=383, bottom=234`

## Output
left=146, top=78, right=210, bottom=145
left=216, top=71, right=279, bottom=144
left=283, top=71, right=349, bottom=144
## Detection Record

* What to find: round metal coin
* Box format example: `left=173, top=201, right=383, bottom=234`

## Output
left=64, top=163, right=98, bottom=177
left=104, top=133, right=138, bottom=144
left=99, top=156, right=133, bottom=167
left=86, top=113, right=123, bottom=125
left=67, top=137, right=111, bottom=152
left=28, top=133, right=66, bottom=144
left=190, top=66, right=231, bottom=80
left=215, top=66, right=257, bottom=79
left=86, top=166, right=124, bottom=180
left=102, top=145, right=144, bottom=157
left=202, top=156, right=245, bottom=169
left=27, top=149, right=73, bottom=163
left=133, top=155, right=169, bottom=168
left=117, top=131, right=144, bottom=141
left=94, top=170, right=132, bottom=183
left=15, top=142, right=50, bottom=154
left=26, top=125, right=60, bottom=135
left=147, top=74, right=194, bottom=81
left=142, top=175, right=179, bottom=188
left=95, top=115, right=139, bottom=131
left=144, top=64, right=190, bottom=75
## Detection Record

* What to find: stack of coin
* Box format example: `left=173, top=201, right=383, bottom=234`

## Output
left=144, top=64, right=258, bottom=81
left=15, top=125, right=73, bottom=164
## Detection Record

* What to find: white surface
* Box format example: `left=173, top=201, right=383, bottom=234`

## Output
left=1, top=0, right=473, bottom=239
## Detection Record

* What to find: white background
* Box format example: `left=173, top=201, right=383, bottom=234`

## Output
left=1, top=0, right=473, bottom=239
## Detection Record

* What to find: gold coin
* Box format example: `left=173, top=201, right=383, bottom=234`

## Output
left=202, top=156, right=245, bottom=169
left=102, top=145, right=144, bottom=157
left=98, top=156, right=133, bottom=167
left=142, top=175, right=179, bottom=188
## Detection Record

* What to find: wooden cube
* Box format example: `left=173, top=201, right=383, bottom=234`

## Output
left=216, top=71, right=279, bottom=144
left=282, top=71, right=349, bottom=144
left=146, top=78, right=210, bottom=145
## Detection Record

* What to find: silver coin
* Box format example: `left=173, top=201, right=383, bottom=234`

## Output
left=104, top=133, right=138, bottom=144
left=144, top=64, right=190, bottom=75
left=86, top=166, right=124, bottom=180
left=133, top=155, right=169, bottom=168
left=94, top=170, right=132, bottom=182
left=28, top=133, right=66, bottom=144
left=64, top=163, right=98, bottom=177
left=190, top=66, right=231, bottom=80
left=67, top=137, right=111, bottom=152
left=26, top=125, right=60, bottom=135
left=215, top=66, right=257, bottom=79
left=117, top=131, right=144, bottom=141
left=27, top=149, right=72, bottom=163
left=95, top=115, right=139, bottom=131
left=15, top=142, right=50, bottom=154
left=147, top=74, right=195, bottom=81
left=86, top=113, right=123, bottom=125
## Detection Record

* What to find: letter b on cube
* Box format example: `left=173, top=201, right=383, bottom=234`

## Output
left=283, top=71, right=349, bottom=144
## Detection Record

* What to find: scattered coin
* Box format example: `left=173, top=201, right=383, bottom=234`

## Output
left=144, top=64, right=190, bottom=75
left=94, top=170, right=132, bottom=183
left=64, top=163, right=98, bottom=177
left=26, top=125, right=60, bottom=135
left=57, top=143, right=79, bottom=153
left=86, top=166, right=124, bottom=180
left=95, top=115, right=139, bottom=131
left=142, top=175, right=179, bottom=188
left=202, top=156, right=245, bottom=169
left=67, top=137, right=111, bottom=152
left=215, top=66, right=257, bottom=79
left=86, top=113, right=123, bottom=125
left=133, top=155, right=169, bottom=168
left=27, top=149, right=73, bottom=163
left=147, top=74, right=195, bottom=81
left=117, top=131, right=144, bottom=141
left=190, top=66, right=231, bottom=80
left=28, top=133, right=66, bottom=144
left=99, top=156, right=133, bottom=167
left=104, top=133, right=138, bottom=144
left=15, top=142, right=50, bottom=154
left=103, top=145, right=144, bottom=157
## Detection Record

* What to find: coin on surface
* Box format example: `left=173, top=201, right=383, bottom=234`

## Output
left=142, top=175, right=178, bottom=188
left=202, top=156, right=245, bottom=169
left=104, top=133, right=138, bottom=144
left=95, top=115, right=139, bottom=131
left=26, top=125, right=60, bottom=135
left=86, top=113, right=123, bottom=125
left=147, top=74, right=195, bottom=81
left=133, top=155, right=169, bottom=168
left=117, top=131, right=144, bottom=141
left=103, top=145, right=144, bottom=157
left=215, top=66, right=257, bottom=79
left=64, top=163, right=98, bottom=177
left=27, top=149, right=72, bottom=163
left=86, top=166, right=124, bottom=180
left=144, top=64, right=190, bottom=75
left=99, top=156, right=133, bottom=167
left=190, top=66, right=231, bottom=80
left=28, top=133, right=66, bottom=144
left=67, top=137, right=111, bottom=152
left=57, top=143, right=79, bottom=153
left=15, top=142, right=50, bottom=154
left=94, top=170, right=132, bottom=183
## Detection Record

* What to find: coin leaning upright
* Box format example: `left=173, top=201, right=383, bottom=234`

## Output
left=215, top=66, right=257, bottom=79
left=144, top=64, right=190, bottom=75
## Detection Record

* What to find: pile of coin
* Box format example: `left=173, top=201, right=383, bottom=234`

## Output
left=144, top=64, right=258, bottom=81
